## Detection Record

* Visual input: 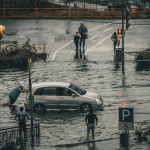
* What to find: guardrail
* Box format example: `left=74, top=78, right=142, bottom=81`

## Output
left=0, top=7, right=150, bottom=19
left=0, top=123, right=40, bottom=147
left=1, top=43, right=46, bottom=54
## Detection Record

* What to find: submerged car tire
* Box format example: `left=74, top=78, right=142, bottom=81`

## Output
left=80, top=103, right=92, bottom=111
left=33, top=104, right=45, bottom=113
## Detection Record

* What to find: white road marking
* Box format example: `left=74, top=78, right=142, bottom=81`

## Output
left=70, top=50, right=74, bottom=54
left=52, top=21, right=119, bottom=61
left=91, top=35, right=97, bottom=40
left=113, top=21, right=122, bottom=23
left=88, top=23, right=112, bottom=32
left=85, top=34, right=112, bottom=54
left=103, top=28, right=112, bottom=32
left=52, top=40, right=73, bottom=61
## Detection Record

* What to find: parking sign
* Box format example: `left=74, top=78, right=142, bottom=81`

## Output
left=119, top=108, right=134, bottom=130
left=119, top=108, right=133, bottom=122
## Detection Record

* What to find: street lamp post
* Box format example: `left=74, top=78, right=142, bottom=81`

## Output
left=122, top=0, right=125, bottom=73
left=29, top=58, right=34, bottom=144
left=1, top=0, right=3, bottom=8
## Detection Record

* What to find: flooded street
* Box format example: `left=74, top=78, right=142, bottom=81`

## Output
left=0, top=19, right=150, bottom=150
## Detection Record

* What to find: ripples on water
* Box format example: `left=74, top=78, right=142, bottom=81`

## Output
left=1, top=55, right=150, bottom=150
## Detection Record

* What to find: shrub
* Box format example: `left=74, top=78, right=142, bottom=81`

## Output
left=0, top=48, right=47, bottom=69
left=135, top=47, right=150, bottom=67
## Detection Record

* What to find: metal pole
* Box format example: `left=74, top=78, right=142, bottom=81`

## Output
left=38, top=123, right=40, bottom=137
left=122, top=0, right=124, bottom=73
left=1, top=0, right=3, bottom=8
left=125, top=129, right=127, bottom=150
left=0, top=42, right=1, bottom=52
left=27, top=0, right=28, bottom=8
left=29, top=58, right=34, bottom=144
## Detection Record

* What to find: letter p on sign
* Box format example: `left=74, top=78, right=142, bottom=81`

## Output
left=119, top=108, right=133, bottom=122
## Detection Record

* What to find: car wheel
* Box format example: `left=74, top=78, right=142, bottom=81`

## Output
left=80, top=103, right=92, bottom=111
left=33, top=104, right=45, bottom=113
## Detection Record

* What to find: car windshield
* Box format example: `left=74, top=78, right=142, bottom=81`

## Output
left=69, top=84, right=86, bottom=95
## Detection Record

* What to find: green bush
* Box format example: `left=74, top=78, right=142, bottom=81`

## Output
left=0, top=48, right=47, bottom=69
left=135, top=47, right=150, bottom=67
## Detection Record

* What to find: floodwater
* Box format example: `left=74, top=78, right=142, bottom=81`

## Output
left=0, top=19, right=150, bottom=150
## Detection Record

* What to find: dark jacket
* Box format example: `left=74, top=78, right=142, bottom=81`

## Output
left=74, top=35, right=80, bottom=43
left=78, top=26, right=88, bottom=36
left=8, top=144, right=18, bottom=150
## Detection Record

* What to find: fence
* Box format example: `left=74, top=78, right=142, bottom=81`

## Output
left=0, top=7, right=150, bottom=19
left=1, top=43, right=46, bottom=54
left=0, top=123, right=40, bottom=147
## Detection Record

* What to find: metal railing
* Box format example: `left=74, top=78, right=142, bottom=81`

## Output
left=0, top=7, right=150, bottom=19
left=0, top=123, right=40, bottom=147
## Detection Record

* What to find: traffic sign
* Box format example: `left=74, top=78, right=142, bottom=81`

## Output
left=0, top=25, right=5, bottom=42
left=119, top=108, right=133, bottom=122
left=119, top=108, right=134, bottom=130
left=118, top=29, right=122, bottom=38
left=118, top=122, right=134, bottom=130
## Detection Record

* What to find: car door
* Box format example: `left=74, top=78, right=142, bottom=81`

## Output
left=40, top=87, right=58, bottom=109
left=33, top=88, right=43, bottom=107
left=57, top=87, right=79, bottom=109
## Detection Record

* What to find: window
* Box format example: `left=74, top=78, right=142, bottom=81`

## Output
left=34, top=88, right=42, bottom=95
left=42, top=87, right=56, bottom=96
left=69, top=84, right=86, bottom=95
left=58, top=87, right=76, bottom=96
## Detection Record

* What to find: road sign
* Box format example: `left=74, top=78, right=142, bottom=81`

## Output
left=119, top=108, right=134, bottom=130
left=0, top=25, right=5, bottom=42
left=119, top=108, right=133, bottom=122
left=118, top=29, right=122, bottom=38
left=118, top=122, right=134, bottom=130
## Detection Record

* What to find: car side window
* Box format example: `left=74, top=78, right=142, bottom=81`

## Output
left=58, top=87, right=77, bottom=96
left=34, top=88, right=42, bottom=95
left=42, top=87, right=56, bottom=96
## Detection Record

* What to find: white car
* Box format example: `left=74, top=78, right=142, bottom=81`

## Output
left=24, top=82, right=103, bottom=112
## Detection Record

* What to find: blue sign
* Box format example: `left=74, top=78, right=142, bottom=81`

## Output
left=119, top=108, right=133, bottom=122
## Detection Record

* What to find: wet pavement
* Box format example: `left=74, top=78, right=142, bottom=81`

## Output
left=0, top=19, right=150, bottom=150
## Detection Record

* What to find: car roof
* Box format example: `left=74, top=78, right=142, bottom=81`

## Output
left=32, top=82, right=70, bottom=89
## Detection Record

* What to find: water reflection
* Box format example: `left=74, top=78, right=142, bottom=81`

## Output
left=87, top=141, right=96, bottom=150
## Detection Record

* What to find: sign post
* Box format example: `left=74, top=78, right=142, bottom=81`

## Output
left=119, top=108, right=134, bottom=149
left=28, top=58, right=34, bottom=144
left=122, top=0, right=125, bottom=74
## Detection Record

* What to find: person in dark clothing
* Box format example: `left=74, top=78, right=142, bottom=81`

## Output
left=74, top=32, right=79, bottom=50
left=85, top=108, right=98, bottom=140
left=15, top=107, right=29, bottom=138
left=78, top=23, right=88, bottom=51
left=8, top=139, right=20, bottom=150
left=74, top=32, right=80, bottom=58
left=111, top=32, right=119, bottom=56
left=6, top=84, right=28, bottom=106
